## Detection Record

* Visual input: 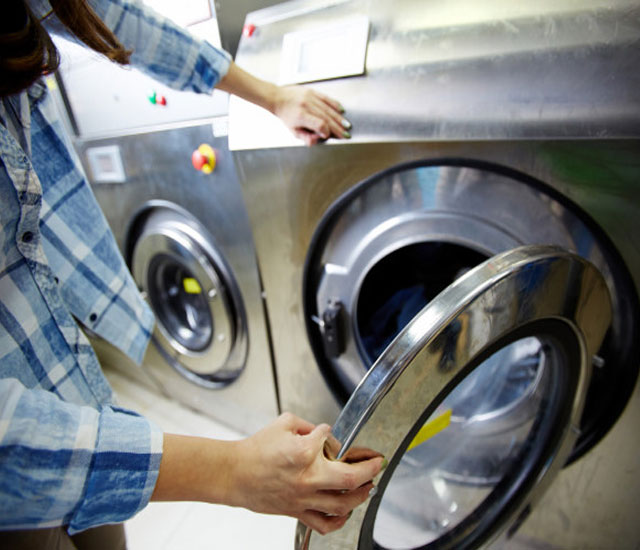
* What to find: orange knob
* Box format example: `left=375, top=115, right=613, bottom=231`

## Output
left=191, top=144, right=216, bottom=174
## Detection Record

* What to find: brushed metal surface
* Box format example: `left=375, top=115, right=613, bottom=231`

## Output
left=229, top=0, right=640, bottom=149
left=308, top=164, right=622, bottom=400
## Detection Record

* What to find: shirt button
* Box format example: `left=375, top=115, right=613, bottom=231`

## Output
left=89, top=313, right=98, bottom=322
left=21, top=231, right=34, bottom=243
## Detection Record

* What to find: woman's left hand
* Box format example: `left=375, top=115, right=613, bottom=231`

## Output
left=217, top=61, right=352, bottom=146
left=271, top=85, right=352, bottom=146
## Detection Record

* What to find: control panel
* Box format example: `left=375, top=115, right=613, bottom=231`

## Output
left=55, top=0, right=229, bottom=137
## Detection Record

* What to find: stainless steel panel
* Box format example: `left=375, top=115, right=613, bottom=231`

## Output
left=54, top=10, right=228, bottom=138
left=235, top=138, right=640, bottom=546
left=229, top=0, right=640, bottom=149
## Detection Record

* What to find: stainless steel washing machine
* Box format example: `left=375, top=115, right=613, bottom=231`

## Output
left=50, top=1, right=280, bottom=434
left=228, top=0, right=640, bottom=547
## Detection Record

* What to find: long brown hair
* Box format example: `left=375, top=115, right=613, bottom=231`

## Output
left=1, top=0, right=131, bottom=97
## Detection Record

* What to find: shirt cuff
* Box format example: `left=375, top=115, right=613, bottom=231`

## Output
left=188, top=40, right=232, bottom=94
left=68, top=406, right=163, bottom=534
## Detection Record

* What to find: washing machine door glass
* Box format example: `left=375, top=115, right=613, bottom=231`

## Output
left=131, top=206, right=246, bottom=385
left=147, top=252, right=213, bottom=352
left=297, top=245, right=612, bottom=550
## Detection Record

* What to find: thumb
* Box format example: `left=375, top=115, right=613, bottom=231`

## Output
left=305, top=423, right=333, bottom=454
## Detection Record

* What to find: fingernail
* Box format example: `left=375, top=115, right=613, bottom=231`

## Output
left=369, top=486, right=378, bottom=498
left=341, top=118, right=352, bottom=130
left=381, top=458, right=389, bottom=470
left=342, top=131, right=351, bottom=139
left=338, top=103, right=345, bottom=113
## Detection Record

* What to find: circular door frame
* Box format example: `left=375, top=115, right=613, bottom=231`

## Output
left=303, top=158, right=640, bottom=462
left=298, top=245, right=611, bottom=550
left=129, top=201, right=248, bottom=387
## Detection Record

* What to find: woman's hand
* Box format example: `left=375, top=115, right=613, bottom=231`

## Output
left=152, top=413, right=384, bottom=535
left=271, top=86, right=352, bottom=146
left=230, top=413, right=383, bottom=534
left=217, top=61, right=352, bottom=146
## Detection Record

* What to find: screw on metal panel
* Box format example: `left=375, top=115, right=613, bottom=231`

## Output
left=592, top=355, right=605, bottom=369
left=208, top=288, right=217, bottom=299
left=217, top=334, right=225, bottom=341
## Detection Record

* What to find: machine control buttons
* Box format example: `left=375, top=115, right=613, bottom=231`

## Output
left=320, top=300, right=345, bottom=358
left=148, top=91, right=167, bottom=106
left=191, top=144, right=217, bottom=174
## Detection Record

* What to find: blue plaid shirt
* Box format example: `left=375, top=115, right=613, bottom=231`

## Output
left=0, top=0, right=231, bottom=533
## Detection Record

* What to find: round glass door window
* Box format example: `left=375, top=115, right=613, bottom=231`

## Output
left=148, top=252, right=213, bottom=353
left=373, top=337, right=550, bottom=549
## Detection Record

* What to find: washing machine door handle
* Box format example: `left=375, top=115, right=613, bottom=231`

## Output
left=296, top=244, right=612, bottom=550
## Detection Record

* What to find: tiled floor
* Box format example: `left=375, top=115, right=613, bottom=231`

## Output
left=103, top=367, right=296, bottom=550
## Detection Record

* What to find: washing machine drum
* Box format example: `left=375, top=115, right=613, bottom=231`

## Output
left=131, top=206, right=247, bottom=386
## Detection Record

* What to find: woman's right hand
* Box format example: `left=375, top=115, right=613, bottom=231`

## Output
left=230, top=412, right=384, bottom=534
left=153, top=413, right=384, bottom=535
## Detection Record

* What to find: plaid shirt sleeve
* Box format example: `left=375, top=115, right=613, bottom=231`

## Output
left=0, top=378, right=163, bottom=533
left=88, top=0, right=232, bottom=94
left=32, top=0, right=232, bottom=94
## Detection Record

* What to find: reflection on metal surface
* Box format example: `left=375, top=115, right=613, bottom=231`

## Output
left=308, top=163, right=615, bottom=400
left=298, top=245, right=611, bottom=549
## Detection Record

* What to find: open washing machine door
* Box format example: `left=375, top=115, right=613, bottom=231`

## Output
left=297, top=245, right=611, bottom=550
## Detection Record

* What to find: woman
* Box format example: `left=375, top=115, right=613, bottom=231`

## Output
left=0, top=1, right=382, bottom=548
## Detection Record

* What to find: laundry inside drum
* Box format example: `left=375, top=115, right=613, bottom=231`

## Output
left=372, top=337, right=549, bottom=550
left=356, top=241, right=488, bottom=365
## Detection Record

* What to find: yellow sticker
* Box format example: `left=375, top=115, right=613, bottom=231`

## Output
left=407, top=409, right=452, bottom=452
left=183, top=277, right=202, bottom=294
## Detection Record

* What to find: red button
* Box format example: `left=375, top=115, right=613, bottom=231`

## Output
left=243, top=23, right=256, bottom=37
left=191, top=150, right=207, bottom=171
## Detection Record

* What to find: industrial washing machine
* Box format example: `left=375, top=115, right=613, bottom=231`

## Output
left=228, top=0, right=640, bottom=547
left=50, top=0, right=280, bottom=434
